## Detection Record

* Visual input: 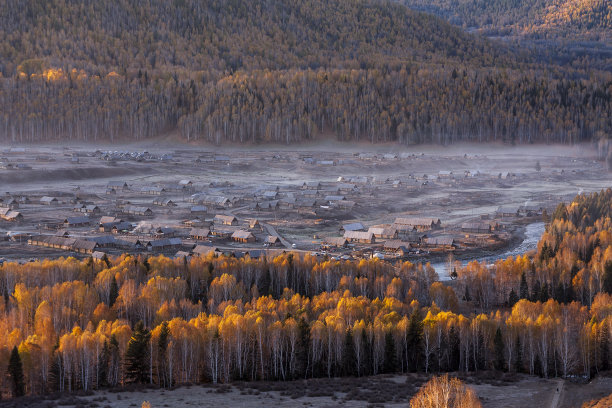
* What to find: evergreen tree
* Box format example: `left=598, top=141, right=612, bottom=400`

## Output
left=539, top=282, right=549, bottom=302
left=8, top=346, right=25, bottom=397
left=508, top=288, right=519, bottom=306
left=519, top=272, right=529, bottom=299
left=514, top=336, right=523, bottom=373
left=99, top=340, right=109, bottom=388
left=448, top=326, right=461, bottom=371
left=109, top=275, right=119, bottom=307
left=361, top=329, right=372, bottom=376
left=383, top=331, right=397, bottom=373
left=103, top=254, right=111, bottom=268
left=603, top=261, right=612, bottom=294
left=157, top=321, right=170, bottom=387
left=494, top=327, right=505, bottom=371
left=464, top=286, right=471, bottom=302
left=407, top=309, right=424, bottom=371
left=531, top=280, right=542, bottom=302
left=108, top=335, right=120, bottom=387
left=342, top=328, right=357, bottom=376
left=296, top=318, right=310, bottom=378
left=125, top=321, right=151, bottom=384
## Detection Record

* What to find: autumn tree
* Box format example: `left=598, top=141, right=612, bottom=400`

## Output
left=410, top=374, right=482, bottom=408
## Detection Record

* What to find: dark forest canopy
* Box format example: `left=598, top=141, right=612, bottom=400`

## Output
left=0, top=0, right=610, bottom=144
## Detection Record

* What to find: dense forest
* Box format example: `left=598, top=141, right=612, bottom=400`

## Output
left=1, top=190, right=611, bottom=397
left=400, top=0, right=611, bottom=40
left=0, top=0, right=610, bottom=144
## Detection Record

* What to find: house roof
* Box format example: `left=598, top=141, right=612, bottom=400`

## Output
left=215, top=214, right=237, bottom=223
left=394, top=217, right=440, bottom=226
left=189, top=228, right=210, bottom=237
left=232, top=230, right=254, bottom=239
left=344, top=231, right=374, bottom=240
left=343, top=222, right=365, bottom=231
left=100, top=216, right=120, bottom=224
left=64, top=216, right=90, bottom=224
left=426, top=236, right=455, bottom=246
left=324, top=237, right=349, bottom=246
left=193, top=245, right=220, bottom=256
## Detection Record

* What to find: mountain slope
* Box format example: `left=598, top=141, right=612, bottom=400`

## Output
left=399, top=0, right=611, bottom=40
left=0, top=0, right=512, bottom=76
left=0, top=0, right=609, bottom=145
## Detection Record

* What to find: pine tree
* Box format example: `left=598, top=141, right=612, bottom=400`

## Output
left=407, top=309, right=424, bottom=371
left=342, top=328, right=356, bottom=376
left=494, top=327, right=505, bottom=371
left=531, top=280, right=542, bottom=302
left=383, top=331, right=397, bottom=373
left=8, top=346, right=25, bottom=397
left=603, top=261, right=612, bottom=294
left=109, top=275, right=119, bottom=307
left=157, top=321, right=170, bottom=387
left=514, top=336, right=523, bottom=373
left=539, top=282, right=549, bottom=302
left=448, top=326, right=461, bottom=371
left=99, top=340, right=109, bottom=388
left=519, top=272, right=529, bottom=299
left=296, top=318, right=310, bottom=378
left=508, top=288, right=519, bottom=306
left=125, top=321, right=151, bottom=384
left=464, top=286, right=472, bottom=302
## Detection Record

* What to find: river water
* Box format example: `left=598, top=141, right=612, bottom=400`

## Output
left=432, top=222, right=546, bottom=280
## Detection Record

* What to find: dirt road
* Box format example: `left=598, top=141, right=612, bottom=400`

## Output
left=551, top=379, right=564, bottom=408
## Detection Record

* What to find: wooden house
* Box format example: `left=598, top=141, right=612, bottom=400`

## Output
left=343, top=231, right=375, bottom=244
left=214, top=214, right=238, bottom=226
left=232, top=230, right=256, bottom=243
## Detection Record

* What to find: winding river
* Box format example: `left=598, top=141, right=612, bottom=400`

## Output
left=432, top=222, right=546, bottom=280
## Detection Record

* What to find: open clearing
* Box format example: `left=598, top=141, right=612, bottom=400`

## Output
left=2, top=373, right=610, bottom=408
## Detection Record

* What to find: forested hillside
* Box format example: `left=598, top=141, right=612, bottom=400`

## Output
left=0, top=190, right=611, bottom=396
left=400, top=0, right=611, bottom=40
left=0, top=0, right=610, bottom=144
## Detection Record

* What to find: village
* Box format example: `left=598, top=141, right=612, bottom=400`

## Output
left=0, top=144, right=607, bottom=274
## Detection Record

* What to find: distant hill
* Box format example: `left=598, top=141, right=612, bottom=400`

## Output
left=0, top=0, right=609, bottom=145
left=399, top=0, right=611, bottom=40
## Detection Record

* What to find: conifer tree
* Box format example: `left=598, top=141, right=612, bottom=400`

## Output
left=519, top=272, right=529, bottom=299
left=383, top=331, right=397, bottom=373
left=125, top=321, right=151, bottom=384
left=407, top=309, right=424, bottom=371
left=109, top=275, right=119, bottom=307
left=342, top=328, right=357, bottom=376
left=514, top=337, right=523, bottom=373
left=157, top=321, right=170, bottom=387
left=296, top=318, right=310, bottom=378
left=494, top=327, right=505, bottom=371
left=8, top=346, right=25, bottom=397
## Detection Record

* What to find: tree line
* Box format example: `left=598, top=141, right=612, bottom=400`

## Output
left=1, top=190, right=612, bottom=398
left=1, top=66, right=610, bottom=144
